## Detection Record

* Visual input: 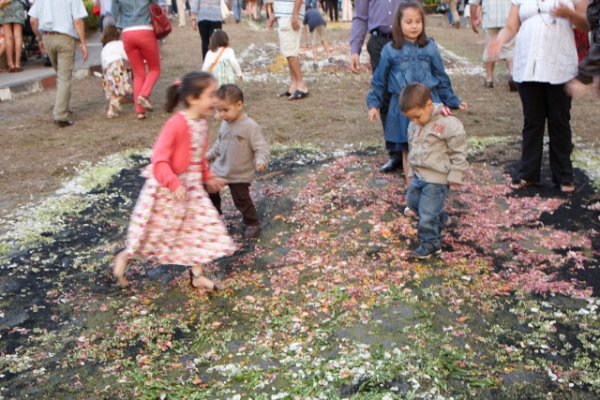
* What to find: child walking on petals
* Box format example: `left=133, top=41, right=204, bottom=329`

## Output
left=207, top=84, right=270, bottom=239
left=101, top=25, right=133, bottom=118
left=201, top=30, right=243, bottom=87
left=401, top=83, right=469, bottom=259
left=112, top=72, right=236, bottom=291
left=367, top=1, right=466, bottom=186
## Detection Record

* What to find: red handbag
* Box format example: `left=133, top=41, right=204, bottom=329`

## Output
left=150, top=2, right=172, bottom=40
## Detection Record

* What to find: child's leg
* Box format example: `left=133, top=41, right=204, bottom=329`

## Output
left=416, top=181, right=448, bottom=249
left=229, top=183, right=259, bottom=226
left=208, top=189, right=223, bottom=214
left=322, top=39, right=331, bottom=59
left=402, top=150, right=410, bottom=181
left=190, top=265, right=221, bottom=290
left=405, top=175, right=421, bottom=215
left=112, top=250, right=130, bottom=287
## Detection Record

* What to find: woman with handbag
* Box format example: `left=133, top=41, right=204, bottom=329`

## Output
left=112, top=0, right=162, bottom=119
left=0, top=0, right=27, bottom=72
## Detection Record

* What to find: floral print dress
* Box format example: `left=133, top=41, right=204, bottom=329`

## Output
left=124, top=112, right=236, bottom=266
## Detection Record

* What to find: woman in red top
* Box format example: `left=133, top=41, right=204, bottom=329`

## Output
left=112, top=72, right=235, bottom=291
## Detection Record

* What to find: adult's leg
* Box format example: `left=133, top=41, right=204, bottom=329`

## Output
left=546, top=83, right=574, bottom=186
left=288, top=56, right=307, bottom=92
left=208, top=190, right=223, bottom=214
left=198, top=20, right=222, bottom=60
left=232, top=0, right=242, bottom=21
left=4, top=24, right=15, bottom=69
left=516, top=82, right=547, bottom=183
left=13, top=23, right=23, bottom=69
left=122, top=31, right=147, bottom=114
left=176, top=0, right=187, bottom=26
left=485, top=61, right=495, bottom=84
left=449, top=0, right=460, bottom=27
left=229, top=183, right=259, bottom=225
left=417, top=181, right=448, bottom=248
left=136, top=30, right=161, bottom=101
left=48, top=34, right=76, bottom=121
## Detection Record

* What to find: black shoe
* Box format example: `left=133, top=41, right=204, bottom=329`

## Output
left=54, top=119, right=74, bottom=128
left=379, top=158, right=402, bottom=173
left=243, top=224, right=261, bottom=239
left=508, top=78, right=518, bottom=92
left=44, top=56, right=52, bottom=67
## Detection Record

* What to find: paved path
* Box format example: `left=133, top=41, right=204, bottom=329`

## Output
left=0, top=31, right=102, bottom=101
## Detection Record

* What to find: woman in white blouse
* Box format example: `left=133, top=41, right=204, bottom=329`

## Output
left=489, top=0, right=588, bottom=193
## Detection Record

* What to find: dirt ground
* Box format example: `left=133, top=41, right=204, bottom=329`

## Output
left=1, top=15, right=599, bottom=219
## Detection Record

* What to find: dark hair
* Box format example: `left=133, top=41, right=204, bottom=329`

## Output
left=391, top=2, right=428, bottom=49
left=217, top=84, right=244, bottom=104
left=165, top=71, right=216, bottom=113
left=208, top=30, right=229, bottom=52
left=101, top=25, right=121, bottom=47
left=399, top=83, right=432, bottom=112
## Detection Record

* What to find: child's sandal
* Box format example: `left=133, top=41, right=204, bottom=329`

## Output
left=111, top=250, right=130, bottom=287
left=189, top=270, right=222, bottom=292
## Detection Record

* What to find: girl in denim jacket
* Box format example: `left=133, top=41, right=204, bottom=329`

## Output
left=367, top=1, right=467, bottom=185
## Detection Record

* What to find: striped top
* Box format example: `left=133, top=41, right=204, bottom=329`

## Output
left=274, top=0, right=305, bottom=19
left=468, top=0, right=512, bottom=29
left=190, top=0, right=222, bottom=22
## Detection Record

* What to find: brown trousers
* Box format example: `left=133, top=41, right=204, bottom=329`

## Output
left=208, top=183, right=259, bottom=226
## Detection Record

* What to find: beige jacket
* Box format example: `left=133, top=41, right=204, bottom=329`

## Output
left=407, top=105, right=469, bottom=185
left=206, top=115, right=270, bottom=183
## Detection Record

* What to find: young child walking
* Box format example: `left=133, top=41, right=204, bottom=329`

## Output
left=112, top=72, right=236, bottom=290
left=367, top=1, right=466, bottom=184
left=401, top=83, right=468, bottom=259
left=206, top=84, right=270, bottom=239
left=100, top=25, right=133, bottom=119
left=201, top=30, right=243, bottom=87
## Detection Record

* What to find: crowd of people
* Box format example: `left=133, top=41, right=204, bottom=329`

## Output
left=2, top=0, right=599, bottom=286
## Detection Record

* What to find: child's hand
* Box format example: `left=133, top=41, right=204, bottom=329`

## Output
left=206, top=176, right=227, bottom=193
left=256, top=164, right=266, bottom=172
left=368, top=108, right=380, bottom=122
left=458, top=102, right=468, bottom=111
left=565, top=78, right=589, bottom=98
left=173, top=186, right=187, bottom=201
left=449, top=182, right=461, bottom=191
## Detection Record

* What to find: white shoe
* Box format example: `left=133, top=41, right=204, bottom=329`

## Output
left=404, top=207, right=417, bottom=219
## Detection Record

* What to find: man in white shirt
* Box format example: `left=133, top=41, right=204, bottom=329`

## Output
left=268, top=0, right=309, bottom=100
left=29, top=0, right=88, bottom=127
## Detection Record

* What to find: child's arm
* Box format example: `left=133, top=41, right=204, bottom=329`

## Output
left=152, top=121, right=183, bottom=192
left=445, top=120, right=469, bottom=186
left=429, top=41, right=462, bottom=109
left=229, top=49, right=243, bottom=79
left=366, top=45, right=392, bottom=118
left=249, top=122, right=270, bottom=171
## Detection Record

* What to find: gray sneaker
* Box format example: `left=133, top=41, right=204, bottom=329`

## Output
left=412, top=243, right=442, bottom=259
left=403, top=207, right=417, bottom=219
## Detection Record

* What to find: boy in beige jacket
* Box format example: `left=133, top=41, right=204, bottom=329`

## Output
left=400, top=83, right=469, bottom=259
left=207, top=84, right=270, bottom=239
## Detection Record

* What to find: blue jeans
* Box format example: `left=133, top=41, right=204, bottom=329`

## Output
left=232, top=0, right=241, bottom=21
left=406, top=176, right=449, bottom=249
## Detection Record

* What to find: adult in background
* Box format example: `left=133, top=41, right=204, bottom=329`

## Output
left=268, top=0, right=309, bottom=99
left=349, top=0, right=404, bottom=173
left=190, top=0, right=222, bottom=60
left=112, top=0, right=161, bottom=120
left=0, top=0, right=27, bottom=73
left=489, top=0, right=588, bottom=193
left=469, top=0, right=516, bottom=90
left=29, top=0, right=88, bottom=127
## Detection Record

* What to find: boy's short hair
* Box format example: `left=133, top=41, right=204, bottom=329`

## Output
left=399, top=83, right=432, bottom=112
left=217, top=84, right=244, bottom=103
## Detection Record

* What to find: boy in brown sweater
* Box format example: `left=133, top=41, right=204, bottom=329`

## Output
left=207, top=84, right=270, bottom=239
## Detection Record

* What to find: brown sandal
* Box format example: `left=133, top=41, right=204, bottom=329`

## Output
left=509, top=179, right=534, bottom=190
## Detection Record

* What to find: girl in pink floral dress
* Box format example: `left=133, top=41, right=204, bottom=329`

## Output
left=112, top=71, right=236, bottom=291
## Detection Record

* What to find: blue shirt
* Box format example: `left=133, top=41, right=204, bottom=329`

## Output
left=366, top=39, right=462, bottom=144
left=303, top=8, right=326, bottom=31
left=350, top=0, right=404, bottom=55
left=29, top=0, right=88, bottom=40
left=112, top=0, right=152, bottom=28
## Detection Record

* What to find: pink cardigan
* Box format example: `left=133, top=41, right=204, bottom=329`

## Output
left=152, top=112, right=212, bottom=191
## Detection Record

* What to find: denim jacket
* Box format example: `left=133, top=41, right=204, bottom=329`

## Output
left=112, top=0, right=152, bottom=29
left=366, top=39, right=461, bottom=144
left=576, top=0, right=600, bottom=83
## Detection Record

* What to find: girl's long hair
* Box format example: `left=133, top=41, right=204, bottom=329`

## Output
left=209, top=30, right=229, bottom=52
left=165, top=71, right=216, bottom=113
left=101, top=25, right=121, bottom=47
left=391, top=2, right=428, bottom=49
